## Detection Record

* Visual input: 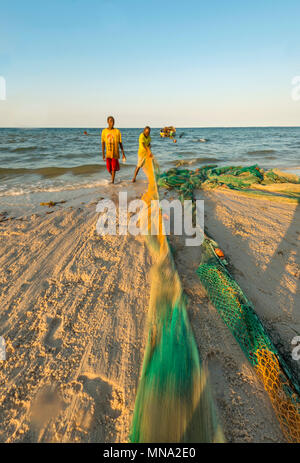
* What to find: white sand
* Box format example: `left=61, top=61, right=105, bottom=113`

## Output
left=0, top=193, right=151, bottom=442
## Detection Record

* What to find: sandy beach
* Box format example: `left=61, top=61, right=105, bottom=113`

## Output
left=0, top=182, right=299, bottom=443
left=1, top=0, right=300, bottom=450
left=0, top=184, right=151, bottom=443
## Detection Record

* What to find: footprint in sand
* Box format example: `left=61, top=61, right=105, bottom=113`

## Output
left=76, top=374, right=124, bottom=442
left=44, top=317, right=62, bottom=351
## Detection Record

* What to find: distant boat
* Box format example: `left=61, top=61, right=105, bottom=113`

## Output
left=160, top=126, right=176, bottom=138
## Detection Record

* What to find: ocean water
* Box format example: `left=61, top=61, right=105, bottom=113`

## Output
left=0, top=127, right=299, bottom=199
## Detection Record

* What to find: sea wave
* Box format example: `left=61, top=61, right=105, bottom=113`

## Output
left=10, top=146, right=40, bottom=153
left=169, top=157, right=222, bottom=166
left=0, top=163, right=107, bottom=178
left=247, top=149, right=276, bottom=155
left=0, top=178, right=111, bottom=197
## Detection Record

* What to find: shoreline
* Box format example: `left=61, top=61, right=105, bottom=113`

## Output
left=0, top=165, right=299, bottom=212
left=0, top=179, right=148, bottom=219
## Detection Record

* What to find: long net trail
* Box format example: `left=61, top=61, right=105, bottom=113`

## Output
left=129, top=156, right=224, bottom=443
left=156, top=163, right=300, bottom=443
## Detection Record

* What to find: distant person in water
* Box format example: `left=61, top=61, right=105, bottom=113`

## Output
left=132, top=126, right=152, bottom=182
left=101, top=116, right=126, bottom=184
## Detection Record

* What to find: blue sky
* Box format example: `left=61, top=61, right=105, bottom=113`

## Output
left=0, top=0, right=299, bottom=127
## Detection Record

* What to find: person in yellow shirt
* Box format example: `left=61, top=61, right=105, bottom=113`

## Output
left=101, top=116, right=126, bottom=183
left=132, top=126, right=152, bottom=182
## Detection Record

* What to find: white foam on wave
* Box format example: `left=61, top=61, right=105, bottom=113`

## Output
left=0, top=178, right=111, bottom=197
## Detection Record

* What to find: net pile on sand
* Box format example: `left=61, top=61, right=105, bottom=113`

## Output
left=157, top=164, right=300, bottom=203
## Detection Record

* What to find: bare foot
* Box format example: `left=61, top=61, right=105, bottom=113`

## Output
left=132, top=178, right=136, bottom=183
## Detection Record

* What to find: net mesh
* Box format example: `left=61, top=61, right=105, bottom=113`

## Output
left=156, top=163, right=300, bottom=442
left=197, top=240, right=300, bottom=443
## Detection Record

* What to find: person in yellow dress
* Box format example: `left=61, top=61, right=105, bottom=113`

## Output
left=132, top=126, right=152, bottom=182
left=101, top=116, right=126, bottom=184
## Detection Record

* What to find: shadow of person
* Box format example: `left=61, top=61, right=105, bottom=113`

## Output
left=259, top=201, right=300, bottom=380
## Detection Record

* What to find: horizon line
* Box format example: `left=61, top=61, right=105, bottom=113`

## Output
left=1, top=125, right=300, bottom=129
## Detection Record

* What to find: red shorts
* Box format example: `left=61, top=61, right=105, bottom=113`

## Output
left=106, top=158, right=120, bottom=173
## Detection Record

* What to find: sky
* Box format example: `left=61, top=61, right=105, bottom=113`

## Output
left=0, top=0, right=300, bottom=127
